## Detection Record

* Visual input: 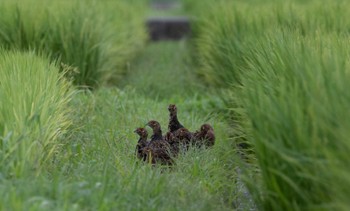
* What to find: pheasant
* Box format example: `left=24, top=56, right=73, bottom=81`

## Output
left=164, top=131, right=179, bottom=155
left=173, top=127, right=193, bottom=151
left=134, top=127, right=149, bottom=161
left=193, top=124, right=215, bottom=148
left=147, top=120, right=163, bottom=141
left=174, top=128, right=192, bottom=143
left=145, top=120, right=172, bottom=164
left=168, top=104, right=184, bottom=133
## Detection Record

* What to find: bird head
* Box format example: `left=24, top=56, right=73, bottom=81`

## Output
left=168, top=104, right=177, bottom=114
left=200, top=124, right=213, bottom=132
left=146, top=120, right=160, bottom=130
left=134, top=127, right=148, bottom=136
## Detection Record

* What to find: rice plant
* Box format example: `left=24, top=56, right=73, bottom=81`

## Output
left=185, top=0, right=350, bottom=210
left=236, top=31, right=350, bottom=210
left=184, top=0, right=350, bottom=87
left=0, top=49, right=74, bottom=177
left=0, top=0, right=147, bottom=88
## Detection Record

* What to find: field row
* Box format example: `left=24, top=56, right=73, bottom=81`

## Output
left=1, top=0, right=350, bottom=210
left=184, top=0, right=350, bottom=210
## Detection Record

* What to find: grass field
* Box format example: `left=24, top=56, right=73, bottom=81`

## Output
left=1, top=0, right=350, bottom=210
left=0, top=41, right=237, bottom=210
left=184, top=0, right=350, bottom=210
left=0, top=0, right=146, bottom=88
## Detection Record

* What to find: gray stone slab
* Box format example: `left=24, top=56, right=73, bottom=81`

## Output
left=146, top=16, right=191, bottom=41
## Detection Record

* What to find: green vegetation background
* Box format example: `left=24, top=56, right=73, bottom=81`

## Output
left=1, top=0, right=350, bottom=210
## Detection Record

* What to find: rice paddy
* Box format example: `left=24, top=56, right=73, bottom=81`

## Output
left=0, top=0, right=349, bottom=210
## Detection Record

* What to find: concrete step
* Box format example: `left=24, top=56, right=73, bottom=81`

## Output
left=146, top=16, right=190, bottom=41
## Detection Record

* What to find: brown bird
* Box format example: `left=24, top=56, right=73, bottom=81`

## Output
left=168, top=104, right=184, bottom=133
left=147, top=120, right=163, bottom=141
left=164, top=131, right=180, bottom=156
left=145, top=120, right=172, bottom=165
left=174, top=128, right=192, bottom=143
left=193, top=124, right=215, bottom=147
left=134, top=127, right=149, bottom=161
left=173, top=127, right=193, bottom=151
left=164, top=131, right=176, bottom=143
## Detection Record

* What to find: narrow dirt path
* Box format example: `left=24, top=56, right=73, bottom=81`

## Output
left=119, top=1, right=203, bottom=100
left=119, top=41, right=205, bottom=100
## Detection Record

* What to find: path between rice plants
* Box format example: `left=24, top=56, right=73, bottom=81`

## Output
left=73, top=2, right=255, bottom=209
left=116, top=1, right=256, bottom=208
left=117, top=37, right=256, bottom=210
left=119, top=40, right=206, bottom=100
left=81, top=2, right=251, bottom=209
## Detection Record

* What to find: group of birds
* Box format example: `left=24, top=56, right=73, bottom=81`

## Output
left=134, top=104, right=215, bottom=165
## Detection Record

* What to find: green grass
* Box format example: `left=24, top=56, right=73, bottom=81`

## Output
left=119, top=41, right=228, bottom=116
left=7, top=0, right=350, bottom=210
left=236, top=31, right=350, bottom=210
left=0, top=0, right=147, bottom=88
left=184, top=0, right=350, bottom=87
left=0, top=37, right=237, bottom=210
left=0, top=86, right=236, bottom=210
left=119, top=41, right=204, bottom=98
left=0, top=49, right=74, bottom=177
left=0, top=0, right=240, bottom=208
left=184, top=0, right=350, bottom=210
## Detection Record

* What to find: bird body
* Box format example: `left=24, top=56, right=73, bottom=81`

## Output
left=145, top=120, right=173, bottom=165
left=134, top=128, right=149, bottom=161
left=147, top=120, right=163, bottom=141
left=164, top=131, right=181, bottom=155
left=193, top=124, right=215, bottom=147
left=168, top=104, right=184, bottom=133
left=132, top=106, right=215, bottom=166
left=174, top=127, right=192, bottom=144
